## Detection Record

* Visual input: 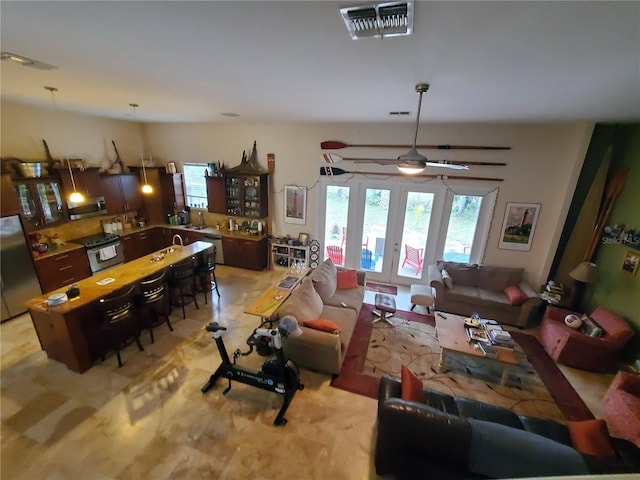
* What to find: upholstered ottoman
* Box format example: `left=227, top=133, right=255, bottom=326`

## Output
left=410, top=284, right=434, bottom=313
left=602, top=370, right=640, bottom=448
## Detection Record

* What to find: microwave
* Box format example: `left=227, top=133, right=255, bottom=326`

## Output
left=67, top=196, right=108, bottom=220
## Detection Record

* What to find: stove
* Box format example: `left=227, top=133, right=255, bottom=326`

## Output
left=72, top=233, right=121, bottom=249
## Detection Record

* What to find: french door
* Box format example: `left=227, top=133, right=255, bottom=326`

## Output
left=320, top=178, right=496, bottom=286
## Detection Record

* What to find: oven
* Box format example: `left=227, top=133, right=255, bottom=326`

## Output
left=72, top=233, right=125, bottom=274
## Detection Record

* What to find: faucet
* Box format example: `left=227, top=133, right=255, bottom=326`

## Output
left=172, top=234, right=184, bottom=246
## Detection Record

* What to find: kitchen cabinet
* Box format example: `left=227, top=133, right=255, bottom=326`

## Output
left=224, top=173, right=268, bottom=218
left=100, top=174, right=143, bottom=213
left=130, top=167, right=186, bottom=224
left=222, top=236, right=267, bottom=271
left=1, top=174, right=20, bottom=217
left=120, top=230, right=157, bottom=262
left=13, top=177, right=67, bottom=230
left=58, top=167, right=102, bottom=198
left=206, top=177, right=226, bottom=214
left=34, top=248, right=91, bottom=293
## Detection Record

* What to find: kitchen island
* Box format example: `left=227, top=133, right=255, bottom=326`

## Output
left=25, top=241, right=213, bottom=373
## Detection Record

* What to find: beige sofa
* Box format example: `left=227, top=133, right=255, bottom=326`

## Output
left=278, top=259, right=365, bottom=374
left=428, top=260, right=542, bottom=328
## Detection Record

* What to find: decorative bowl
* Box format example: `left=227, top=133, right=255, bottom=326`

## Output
left=564, top=314, right=582, bottom=329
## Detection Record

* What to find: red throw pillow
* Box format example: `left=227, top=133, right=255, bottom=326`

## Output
left=336, top=269, right=359, bottom=290
left=567, top=419, right=616, bottom=457
left=503, top=284, right=528, bottom=306
left=401, top=365, right=424, bottom=403
left=303, top=318, right=341, bottom=334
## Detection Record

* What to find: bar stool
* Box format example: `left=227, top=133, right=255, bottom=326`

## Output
left=169, top=257, right=199, bottom=319
left=195, top=247, right=220, bottom=304
left=137, top=271, right=173, bottom=343
left=98, top=285, right=144, bottom=368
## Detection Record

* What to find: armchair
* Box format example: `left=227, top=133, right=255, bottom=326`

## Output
left=539, top=306, right=634, bottom=372
left=602, top=370, right=640, bottom=448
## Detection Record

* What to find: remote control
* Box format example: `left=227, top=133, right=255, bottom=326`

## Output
left=437, top=312, right=447, bottom=319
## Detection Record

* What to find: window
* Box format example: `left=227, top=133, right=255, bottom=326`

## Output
left=183, top=163, right=208, bottom=208
left=442, top=195, right=483, bottom=263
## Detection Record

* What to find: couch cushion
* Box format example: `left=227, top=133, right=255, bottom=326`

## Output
left=436, top=261, right=478, bottom=286
left=468, top=418, right=589, bottom=477
left=567, top=419, right=616, bottom=458
left=445, top=285, right=480, bottom=304
left=441, top=269, right=453, bottom=289
left=336, top=269, right=359, bottom=290
left=477, top=265, right=523, bottom=292
left=504, top=284, right=528, bottom=306
left=310, top=258, right=337, bottom=302
left=279, top=278, right=323, bottom=321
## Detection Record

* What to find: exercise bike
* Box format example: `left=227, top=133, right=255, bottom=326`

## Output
left=201, top=315, right=304, bottom=426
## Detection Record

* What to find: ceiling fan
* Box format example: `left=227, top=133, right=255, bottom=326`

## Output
left=397, top=83, right=469, bottom=174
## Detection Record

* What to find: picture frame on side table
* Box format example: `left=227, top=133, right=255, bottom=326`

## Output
left=284, top=185, right=307, bottom=225
left=498, top=202, right=541, bottom=251
left=298, top=232, right=309, bottom=246
left=622, top=250, right=639, bottom=275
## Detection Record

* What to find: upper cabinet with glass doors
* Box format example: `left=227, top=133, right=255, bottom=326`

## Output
left=14, top=177, right=67, bottom=230
left=224, top=173, right=268, bottom=218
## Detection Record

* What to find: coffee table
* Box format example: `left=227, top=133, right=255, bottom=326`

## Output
left=435, top=312, right=519, bottom=386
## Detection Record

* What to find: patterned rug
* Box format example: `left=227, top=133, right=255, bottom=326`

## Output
left=364, top=282, right=398, bottom=295
left=331, top=304, right=593, bottom=422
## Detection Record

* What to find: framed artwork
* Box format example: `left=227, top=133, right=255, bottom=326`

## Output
left=298, top=232, right=309, bottom=245
left=498, top=202, right=541, bottom=251
left=622, top=250, right=639, bottom=275
left=284, top=185, right=307, bottom=225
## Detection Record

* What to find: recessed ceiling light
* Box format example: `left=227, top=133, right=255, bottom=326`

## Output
left=221, top=112, right=240, bottom=117
left=1, top=52, right=57, bottom=70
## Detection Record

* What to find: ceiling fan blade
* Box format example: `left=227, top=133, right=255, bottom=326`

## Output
left=320, top=166, right=503, bottom=182
left=329, top=153, right=505, bottom=168
left=425, top=162, right=469, bottom=170
left=321, top=140, right=511, bottom=151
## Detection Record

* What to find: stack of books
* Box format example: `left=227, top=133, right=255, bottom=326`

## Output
left=487, top=327, right=515, bottom=348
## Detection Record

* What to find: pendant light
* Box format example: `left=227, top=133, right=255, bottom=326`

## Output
left=397, top=83, right=430, bottom=175
left=130, top=103, right=153, bottom=194
left=45, top=86, right=84, bottom=202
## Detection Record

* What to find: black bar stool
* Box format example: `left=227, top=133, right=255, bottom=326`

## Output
left=169, top=257, right=199, bottom=319
left=195, top=246, right=220, bottom=304
left=137, top=271, right=173, bottom=343
left=98, top=285, right=144, bottom=367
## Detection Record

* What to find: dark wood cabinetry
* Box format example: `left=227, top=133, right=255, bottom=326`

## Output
left=222, top=236, right=267, bottom=270
left=224, top=173, right=268, bottom=218
left=1, top=174, right=20, bottom=217
left=100, top=174, right=143, bottom=213
left=34, top=248, right=91, bottom=293
left=120, top=230, right=158, bottom=262
left=206, top=177, right=226, bottom=214
left=58, top=168, right=102, bottom=198
left=13, top=177, right=67, bottom=230
left=130, top=167, right=185, bottom=224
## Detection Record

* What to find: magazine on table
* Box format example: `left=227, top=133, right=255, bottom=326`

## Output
left=467, top=328, right=490, bottom=343
left=276, top=275, right=300, bottom=291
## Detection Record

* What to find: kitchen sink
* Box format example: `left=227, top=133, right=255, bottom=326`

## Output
left=160, top=246, right=181, bottom=254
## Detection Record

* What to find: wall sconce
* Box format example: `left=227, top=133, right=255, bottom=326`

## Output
left=130, top=103, right=153, bottom=194
left=45, top=86, right=84, bottom=203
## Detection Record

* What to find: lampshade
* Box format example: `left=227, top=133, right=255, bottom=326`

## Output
left=569, top=261, right=598, bottom=283
left=397, top=158, right=426, bottom=175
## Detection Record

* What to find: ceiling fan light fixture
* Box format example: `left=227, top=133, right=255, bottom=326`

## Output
left=397, top=160, right=426, bottom=175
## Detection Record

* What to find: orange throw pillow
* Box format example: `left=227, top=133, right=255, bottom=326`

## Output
left=336, top=269, right=359, bottom=290
left=303, top=318, right=341, bottom=334
left=567, top=419, right=616, bottom=457
left=503, top=284, right=528, bottom=306
left=401, top=365, right=424, bottom=403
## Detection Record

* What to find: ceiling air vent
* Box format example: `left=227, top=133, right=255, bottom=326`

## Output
left=340, top=1, right=414, bottom=39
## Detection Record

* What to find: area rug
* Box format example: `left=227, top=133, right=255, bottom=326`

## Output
left=364, top=282, right=398, bottom=295
left=331, top=304, right=593, bottom=422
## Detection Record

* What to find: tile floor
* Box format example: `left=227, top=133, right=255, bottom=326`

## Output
left=1, top=266, right=613, bottom=479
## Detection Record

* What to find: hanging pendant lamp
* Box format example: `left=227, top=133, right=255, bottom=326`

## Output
left=45, top=86, right=84, bottom=202
left=130, top=103, right=153, bottom=194
left=397, top=83, right=430, bottom=175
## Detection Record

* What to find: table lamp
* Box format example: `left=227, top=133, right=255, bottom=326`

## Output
left=569, top=261, right=598, bottom=310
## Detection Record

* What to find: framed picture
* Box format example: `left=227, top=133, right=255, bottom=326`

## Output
left=284, top=185, right=307, bottom=225
left=622, top=250, right=639, bottom=275
left=298, top=232, right=309, bottom=245
left=498, top=202, right=541, bottom=251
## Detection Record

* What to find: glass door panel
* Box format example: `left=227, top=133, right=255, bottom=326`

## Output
left=443, top=195, right=483, bottom=263
left=15, top=183, right=40, bottom=228
left=395, top=191, right=434, bottom=280
left=360, top=188, right=390, bottom=272
left=36, top=181, right=65, bottom=225
left=323, top=185, right=350, bottom=266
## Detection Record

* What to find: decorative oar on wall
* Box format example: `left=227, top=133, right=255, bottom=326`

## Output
left=267, top=153, right=276, bottom=270
left=322, top=153, right=506, bottom=168
left=320, top=166, right=503, bottom=182
left=321, top=140, right=511, bottom=151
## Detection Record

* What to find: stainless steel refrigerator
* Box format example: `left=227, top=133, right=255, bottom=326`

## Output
left=1, top=215, right=42, bottom=321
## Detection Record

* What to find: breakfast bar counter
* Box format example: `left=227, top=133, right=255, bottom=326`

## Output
left=26, top=241, right=213, bottom=373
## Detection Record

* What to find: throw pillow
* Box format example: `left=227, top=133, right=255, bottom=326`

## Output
left=567, top=419, right=616, bottom=458
left=400, top=365, right=424, bottom=403
left=303, top=318, right=341, bottom=334
left=278, top=278, right=323, bottom=321
left=580, top=315, right=604, bottom=337
left=336, top=269, right=359, bottom=290
left=503, top=284, right=528, bottom=306
left=468, top=418, right=589, bottom=477
left=441, top=269, right=453, bottom=289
